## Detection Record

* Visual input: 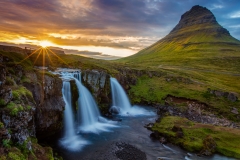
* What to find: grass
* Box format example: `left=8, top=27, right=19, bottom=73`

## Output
left=6, top=102, right=24, bottom=116
left=129, top=74, right=240, bottom=121
left=12, top=86, right=33, bottom=101
left=151, top=116, right=240, bottom=158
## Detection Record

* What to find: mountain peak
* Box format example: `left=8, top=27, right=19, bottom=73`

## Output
left=171, top=5, right=218, bottom=33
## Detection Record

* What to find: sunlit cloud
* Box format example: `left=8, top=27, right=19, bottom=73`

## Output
left=0, top=0, right=240, bottom=58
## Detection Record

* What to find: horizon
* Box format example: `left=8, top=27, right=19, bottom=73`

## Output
left=0, top=0, right=240, bottom=59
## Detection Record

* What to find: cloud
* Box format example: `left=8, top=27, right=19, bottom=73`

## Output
left=0, top=0, right=240, bottom=57
left=229, top=11, right=240, bottom=18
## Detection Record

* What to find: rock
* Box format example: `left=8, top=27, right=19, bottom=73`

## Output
left=14, top=65, right=23, bottom=84
left=209, top=89, right=238, bottom=102
left=201, top=135, right=216, bottom=156
left=24, top=73, right=64, bottom=138
left=114, top=142, right=147, bottom=160
left=98, top=117, right=108, bottom=123
left=214, top=90, right=224, bottom=97
left=158, top=95, right=240, bottom=129
left=187, top=153, right=192, bottom=157
left=0, top=87, right=12, bottom=106
left=227, top=93, right=238, bottom=102
left=159, top=137, right=167, bottom=144
left=0, top=65, right=6, bottom=88
left=34, top=74, right=64, bottom=138
left=144, top=123, right=154, bottom=130
left=231, top=107, right=239, bottom=114
left=109, top=106, right=120, bottom=114
left=1, top=110, right=35, bottom=145
left=172, top=125, right=184, bottom=138
left=171, top=5, right=227, bottom=34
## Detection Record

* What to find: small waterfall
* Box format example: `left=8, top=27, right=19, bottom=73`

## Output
left=110, top=77, right=155, bottom=116
left=62, top=81, right=75, bottom=138
left=110, top=77, right=132, bottom=114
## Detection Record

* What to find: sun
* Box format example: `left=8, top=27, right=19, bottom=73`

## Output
left=39, top=40, right=53, bottom=48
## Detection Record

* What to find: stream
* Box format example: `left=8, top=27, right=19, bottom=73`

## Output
left=50, top=106, right=235, bottom=160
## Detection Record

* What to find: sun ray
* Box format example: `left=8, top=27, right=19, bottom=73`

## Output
left=18, top=48, right=42, bottom=64
left=33, top=48, right=43, bottom=65
left=46, top=48, right=68, bottom=66
left=42, top=49, right=46, bottom=84
left=45, top=49, right=54, bottom=66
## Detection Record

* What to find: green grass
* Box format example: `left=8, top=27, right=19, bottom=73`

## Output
left=152, top=116, right=240, bottom=158
left=0, top=51, right=33, bottom=71
left=12, top=86, right=33, bottom=101
left=129, top=74, right=240, bottom=121
left=6, top=102, right=24, bottom=116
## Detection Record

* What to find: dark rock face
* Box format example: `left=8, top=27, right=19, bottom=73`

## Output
left=0, top=64, right=6, bottom=88
left=24, top=74, right=64, bottom=138
left=171, top=5, right=218, bottom=32
left=82, top=69, right=111, bottom=113
left=1, top=110, right=35, bottom=144
left=82, top=70, right=109, bottom=97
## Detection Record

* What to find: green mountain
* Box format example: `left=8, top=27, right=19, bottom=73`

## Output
left=119, top=5, right=240, bottom=73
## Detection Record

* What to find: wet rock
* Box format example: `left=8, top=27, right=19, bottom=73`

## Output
left=109, top=106, right=120, bottom=114
left=150, top=131, right=160, bottom=139
left=144, top=123, right=154, bottom=130
left=159, top=137, right=167, bottom=144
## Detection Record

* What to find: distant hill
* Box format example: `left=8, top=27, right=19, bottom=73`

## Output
left=118, top=5, right=240, bottom=73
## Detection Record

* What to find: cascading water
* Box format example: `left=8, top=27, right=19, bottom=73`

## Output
left=110, top=77, right=132, bottom=113
left=72, top=72, right=116, bottom=133
left=110, top=77, right=155, bottom=116
left=62, top=81, right=75, bottom=138
left=54, top=69, right=116, bottom=134
left=59, top=77, right=88, bottom=151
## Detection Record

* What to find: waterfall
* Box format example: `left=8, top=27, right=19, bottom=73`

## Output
left=110, top=77, right=155, bottom=116
left=74, top=73, right=101, bottom=128
left=110, top=77, right=132, bottom=114
left=59, top=78, right=88, bottom=151
left=62, top=81, right=75, bottom=138
left=55, top=69, right=116, bottom=133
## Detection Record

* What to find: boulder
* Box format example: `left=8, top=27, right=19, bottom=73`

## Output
left=109, top=106, right=120, bottom=114
left=227, top=93, right=238, bottom=102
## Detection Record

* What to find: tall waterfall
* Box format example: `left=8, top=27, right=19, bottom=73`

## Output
left=110, top=77, right=154, bottom=116
left=62, top=81, right=75, bottom=138
left=59, top=77, right=88, bottom=151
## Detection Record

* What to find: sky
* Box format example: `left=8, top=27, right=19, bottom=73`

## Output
left=0, top=0, right=240, bottom=59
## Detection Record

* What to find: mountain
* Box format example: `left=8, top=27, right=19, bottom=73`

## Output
left=119, top=5, right=240, bottom=72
